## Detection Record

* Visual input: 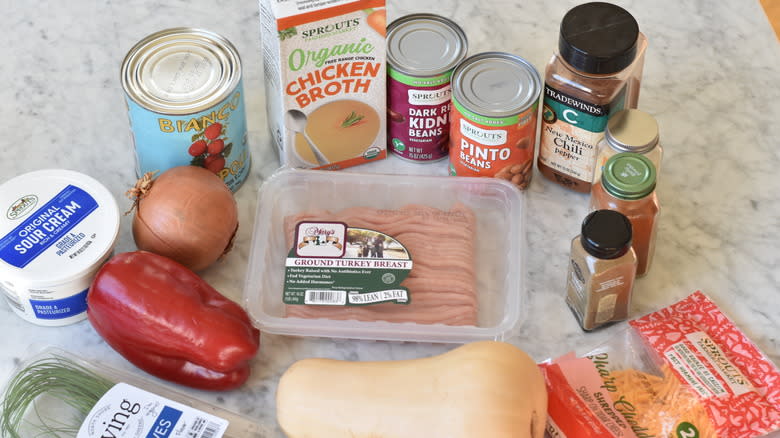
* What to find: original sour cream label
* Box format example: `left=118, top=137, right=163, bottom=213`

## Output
left=77, top=383, right=228, bottom=438
left=0, top=170, right=119, bottom=326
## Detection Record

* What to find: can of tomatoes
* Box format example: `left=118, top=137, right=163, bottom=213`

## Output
left=449, top=52, right=541, bottom=189
left=386, top=14, right=468, bottom=163
left=121, top=28, right=250, bottom=192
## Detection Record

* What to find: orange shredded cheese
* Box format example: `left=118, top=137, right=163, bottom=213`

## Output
left=610, top=366, right=718, bottom=438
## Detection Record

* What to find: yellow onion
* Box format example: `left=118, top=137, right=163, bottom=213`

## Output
left=127, top=166, right=238, bottom=271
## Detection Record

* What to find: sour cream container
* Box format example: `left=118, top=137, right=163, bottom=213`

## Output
left=0, top=170, right=120, bottom=326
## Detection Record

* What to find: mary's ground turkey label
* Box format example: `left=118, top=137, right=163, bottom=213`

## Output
left=387, top=69, right=452, bottom=162
left=77, top=383, right=228, bottom=438
left=284, top=221, right=412, bottom=306
left=538, top=84, right=626, bottom=183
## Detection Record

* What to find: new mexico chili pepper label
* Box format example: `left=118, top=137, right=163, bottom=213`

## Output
left=284, top=221, right=412, bottom=306
left=77, top=383, right=229, bottom=438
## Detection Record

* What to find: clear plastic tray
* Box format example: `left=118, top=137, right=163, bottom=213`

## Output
left=0, top=347, right=267, bottom=437
left=243, top=169, right=526, bottom=343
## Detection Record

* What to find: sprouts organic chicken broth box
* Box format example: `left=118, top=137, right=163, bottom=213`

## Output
left=260, top=0, right=387, bottom=170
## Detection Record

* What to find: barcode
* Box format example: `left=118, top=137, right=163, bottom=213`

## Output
left=200, top=422, right=220, bottom=438
left=0, top=284, right=24, bottom=312
left=304, top=290, right=346, bottom=306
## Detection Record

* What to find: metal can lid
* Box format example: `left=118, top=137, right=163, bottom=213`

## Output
left=605, top=109, right=659, bottom=154
left=387, top=13, right=468, bottom=77
left=0, top=170, right=120, bottom=286
left=121, top=28, right=242, bottom=115
left=451, top=52, right=541, bottom=119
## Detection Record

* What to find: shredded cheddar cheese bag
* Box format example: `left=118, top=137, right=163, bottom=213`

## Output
left=541, top=291, right=780, bottom=438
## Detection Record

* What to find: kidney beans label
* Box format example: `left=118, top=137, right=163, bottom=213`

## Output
left=387, top=68, right=452, bottom=162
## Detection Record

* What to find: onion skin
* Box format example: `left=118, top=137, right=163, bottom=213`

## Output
left=131, top=166, right=238, bottom=271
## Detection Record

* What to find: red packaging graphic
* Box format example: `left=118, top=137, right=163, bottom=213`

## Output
left=541, top=291, right=780, bottom=438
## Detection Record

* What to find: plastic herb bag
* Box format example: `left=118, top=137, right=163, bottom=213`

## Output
left=0, top=347, right=267, bottom=438
left=541, top=291, right=780, bottom=438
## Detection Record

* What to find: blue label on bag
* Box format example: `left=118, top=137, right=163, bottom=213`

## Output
left=0, top=185, right=98, bottom=268
left=146, top=406, right=183, bottom=438
left=29, top=287, right=89, bottom=319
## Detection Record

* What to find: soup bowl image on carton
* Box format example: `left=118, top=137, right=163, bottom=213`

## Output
left=260, top=0, right=387, bottom=170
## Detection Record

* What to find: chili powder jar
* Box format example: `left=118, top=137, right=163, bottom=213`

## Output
left=538, top=2, right=648, bottom=193
left=566, top=209, right=637, bottom=331
left=590, top=152, right=659, bottom=277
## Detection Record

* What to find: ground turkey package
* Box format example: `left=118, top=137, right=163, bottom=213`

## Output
left=541, top=291, right=780, bottom=438
left=283, top=204, right=478, bottom=325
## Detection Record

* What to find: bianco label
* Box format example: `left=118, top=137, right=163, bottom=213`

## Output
left=77, top=383, right=228, bottom=438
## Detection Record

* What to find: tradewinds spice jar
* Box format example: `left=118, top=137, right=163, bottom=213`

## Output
left=538, top=2, right=647, bottom=193
left=386, top=13, right=468, bottom=163
left=121, top=28, right=250, bottom=192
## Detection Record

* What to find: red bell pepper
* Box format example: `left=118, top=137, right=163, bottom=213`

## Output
left=87, top=251, right=260, bottom=391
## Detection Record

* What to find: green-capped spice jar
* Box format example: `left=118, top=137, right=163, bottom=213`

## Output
left=590, top=152, right=659, bottom=276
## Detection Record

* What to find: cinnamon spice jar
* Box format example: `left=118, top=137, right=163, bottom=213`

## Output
left=566, top=209, right=637, bottom=331
left=590, top=153, right=659, bottom=277
left=538, top=2, right=647, bottom=192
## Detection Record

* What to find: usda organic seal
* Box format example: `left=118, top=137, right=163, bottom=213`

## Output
left=0, top=170, right=120, bottom=326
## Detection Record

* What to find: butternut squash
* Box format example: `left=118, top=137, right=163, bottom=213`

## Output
left=276, top=341, right=547, bottom=438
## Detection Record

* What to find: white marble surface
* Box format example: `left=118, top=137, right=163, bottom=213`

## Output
left=1, top=0, right=779, bottom=436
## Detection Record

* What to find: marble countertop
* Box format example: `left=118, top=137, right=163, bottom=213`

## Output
left=1, top=0, right=778, bottom=436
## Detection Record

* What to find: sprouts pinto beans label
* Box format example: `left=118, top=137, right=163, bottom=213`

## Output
left=448, top=52, right=541, bottom=189
left=0, top=170, right=120, bottom=326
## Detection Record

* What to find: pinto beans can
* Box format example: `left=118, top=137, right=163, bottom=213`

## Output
left=121, top=28, right=250, bottom=192
left=386, top=14, right=467, bottom=163
left=449, top=52, right=541, bottom=189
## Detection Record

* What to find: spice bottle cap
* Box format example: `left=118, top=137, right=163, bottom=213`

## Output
left=602, top=152, right=657, bottom=200
left=558, top=2, right=639, bottom=75
left=580, top=209, right=633, bottom=259
left=605, top=109, right=660, bottom=153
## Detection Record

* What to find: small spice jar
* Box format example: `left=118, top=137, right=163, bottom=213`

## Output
left=590, top=152, right=659, bottom=277
left=538, top=2, right=648, bottom=193
left=566, top=209, right=637, bottom=331
left=593, top=109, right=662, bottom=184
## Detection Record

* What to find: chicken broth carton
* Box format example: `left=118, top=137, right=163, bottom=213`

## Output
left=260, top=0, right=387, bottom=169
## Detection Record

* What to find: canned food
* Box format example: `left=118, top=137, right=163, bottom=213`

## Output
left=121, top=28, right=250, bottom=192
left=0, top=170, right=120, bottom=326
left=449, top=52, right=541, bottom=189
left=386, top=14, right=467, bottom=163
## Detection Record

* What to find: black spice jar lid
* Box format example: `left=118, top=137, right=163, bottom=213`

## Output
left=559, top=2, right=639, bottom=75
left=580, top=209, right=633, bottom=259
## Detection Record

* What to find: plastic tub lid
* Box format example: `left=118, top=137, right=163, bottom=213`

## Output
left=0, top=169, right=120, bottom=287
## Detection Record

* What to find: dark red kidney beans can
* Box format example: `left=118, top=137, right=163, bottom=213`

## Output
left=386, top=14, right=468, bottom=163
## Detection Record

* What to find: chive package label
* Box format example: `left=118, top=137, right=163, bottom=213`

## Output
left=284, top=221, right=412, bottom=306
left=77, top=383, right=228, bottom=438
left=538, top=84, right=626, bottom=182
